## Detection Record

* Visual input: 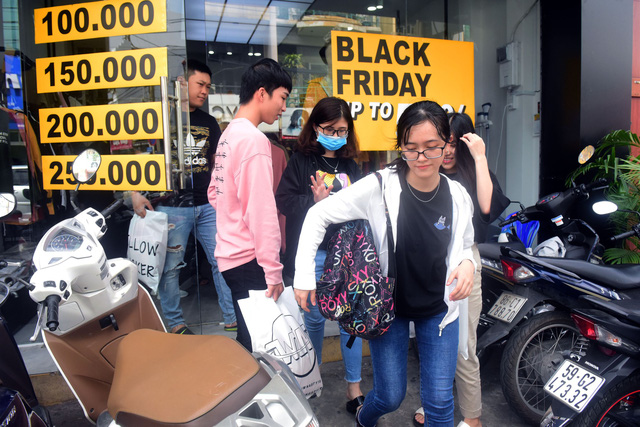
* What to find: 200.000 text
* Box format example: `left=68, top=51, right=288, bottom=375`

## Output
left=40, top=103, right=163, bottom=143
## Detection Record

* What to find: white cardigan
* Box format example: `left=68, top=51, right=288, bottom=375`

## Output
left=293, top=167, right=476, bottom=357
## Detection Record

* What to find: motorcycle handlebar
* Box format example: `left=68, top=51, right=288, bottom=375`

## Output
left=610, top=229, right=638, bottom=242
left=499, top=178, right=609, bottom=228
left=45, top=294, right=61, bottom=331
left=101, top=199, right=124, bottom=219
left=580, top=178, right=609, bottom=193
left=498, top=212, right=527, bottom=228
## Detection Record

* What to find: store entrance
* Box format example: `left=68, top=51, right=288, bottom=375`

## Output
left=0, top=0, right=227, bottom=345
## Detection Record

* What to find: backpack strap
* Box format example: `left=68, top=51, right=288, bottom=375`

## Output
left=374, top=172, right=396, bottom=279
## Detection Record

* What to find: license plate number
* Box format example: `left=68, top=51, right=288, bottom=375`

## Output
left=487, top=292, right=527, bottom=323
left=544, top=360, right=605, bottom=413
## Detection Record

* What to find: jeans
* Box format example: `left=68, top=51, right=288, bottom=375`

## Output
left=358, top=312, right=459, bottom=427
left=303, top=249, right=362, bottom=383
left=221, top=258, right=267, bottom=351
left=156, top=204, right=236, bottom=329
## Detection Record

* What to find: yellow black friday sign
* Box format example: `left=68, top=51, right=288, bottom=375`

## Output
left=331, top=31, right=474, bottom=151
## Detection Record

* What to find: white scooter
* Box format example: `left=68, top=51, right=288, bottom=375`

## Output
left=27, top=149, right=318, bottom=427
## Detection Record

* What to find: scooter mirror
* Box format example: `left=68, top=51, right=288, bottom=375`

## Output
left=593, top=200, right=618, bottom=215
left=578, top=145, right=595, bottom=164
left=0, top=193, right=17, bottom=219
left=72, top=148, right=102, bottom=183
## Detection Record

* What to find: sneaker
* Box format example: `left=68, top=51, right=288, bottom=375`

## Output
left=224, top=322, right=238, bottom=332
left=171, top=325, right=194, bottom=335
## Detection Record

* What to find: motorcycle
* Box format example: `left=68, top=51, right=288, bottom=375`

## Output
left=0, top=194, right=53, bottom=427
left=541, top=296, right=640, bottom=426
left=536, top=201, right=640, bottom=426
left=475, top=146, right=614, bottom=424
left=26, top=149, right=318, bottom=427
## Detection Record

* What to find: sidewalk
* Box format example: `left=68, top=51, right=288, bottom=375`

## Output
left=20, top=285, right=530, bottom=426
left=44, top=343, right=530, bottom=427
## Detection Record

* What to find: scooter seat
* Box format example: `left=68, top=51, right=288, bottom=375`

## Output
left=478, top=241, right=527, bottom=262
left=537, top=257, right=640, bottom=290
left=108, top=329, right=270, bottom=426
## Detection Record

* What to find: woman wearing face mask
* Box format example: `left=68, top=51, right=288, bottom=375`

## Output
left=275, top=96, right=364, bottom=414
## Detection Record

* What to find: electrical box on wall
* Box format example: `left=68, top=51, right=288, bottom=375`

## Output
left=497, top=42, right=520, bottom=88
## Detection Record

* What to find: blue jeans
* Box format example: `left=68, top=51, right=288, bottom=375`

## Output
left=358, top=313, right=459, bottom=427
left=156, top=204, right=236, bottom=329
left=304, top=249, right=362, bottom=383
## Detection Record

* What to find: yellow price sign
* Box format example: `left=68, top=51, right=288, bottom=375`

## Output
left=40, top=102, right=163, bottom=143
left=34, top=0, right=166, bottom=44
left=43, top=154, right=167, bottom=191
left=36, top=47, right=167, bottom=93
left=331, top=31, right=474, bottom=151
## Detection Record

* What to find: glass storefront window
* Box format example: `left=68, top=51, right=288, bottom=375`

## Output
left=0, top=0, right=510, bottom=340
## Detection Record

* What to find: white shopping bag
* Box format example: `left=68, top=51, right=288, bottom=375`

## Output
left=126, top=211, right=168, bottom=293
left=238, top=287, right=323, bottom=399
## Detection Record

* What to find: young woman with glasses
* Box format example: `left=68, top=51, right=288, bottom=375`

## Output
left=413, top=113, right=510, bottom=427
left=275, top=96, right=365, bottom=414
left=293, top=100, right=476, bottom=426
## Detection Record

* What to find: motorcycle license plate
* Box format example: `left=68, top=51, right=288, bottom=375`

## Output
left=544, top=360, right=605, bottom=413
left=487, top=292, right=527, bottom=323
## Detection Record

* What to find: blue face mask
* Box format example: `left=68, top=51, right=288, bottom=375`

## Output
left=317, top=132, right=347, bottom=151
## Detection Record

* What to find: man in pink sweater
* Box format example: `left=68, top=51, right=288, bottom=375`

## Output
left=208, top=58, right=291, bottom=350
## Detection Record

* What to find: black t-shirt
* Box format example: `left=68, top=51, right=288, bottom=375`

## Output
left=395, top=174, right=452, bottom=318
left=170, top=108, right=222, bottom=206
left=275, top=152, right=361, bottom=281
left=445, top=170, right=510, bottom=243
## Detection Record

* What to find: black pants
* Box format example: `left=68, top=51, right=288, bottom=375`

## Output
left=221, top=258, right=267, bottom=351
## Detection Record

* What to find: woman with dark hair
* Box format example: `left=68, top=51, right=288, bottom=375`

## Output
left=443, top=112, right=509, bottom=242
left=293, top=100, right=476, bottom=426
left=275, top=96, right=364, bottom=413
left=414, top=112, right=510, bottom=427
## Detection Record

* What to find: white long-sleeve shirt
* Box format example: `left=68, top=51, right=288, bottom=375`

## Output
left=294, top=167, right=476, bottom=356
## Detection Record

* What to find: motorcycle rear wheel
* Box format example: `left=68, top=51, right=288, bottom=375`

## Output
left=575, top=373, right=640, bottom=426
left=500, top=311, right=580, bottom=425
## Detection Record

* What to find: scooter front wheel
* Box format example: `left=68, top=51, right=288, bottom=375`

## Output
left=499, top=311, right=580, bottom=425
left=575, top=373, right=640, bottom=426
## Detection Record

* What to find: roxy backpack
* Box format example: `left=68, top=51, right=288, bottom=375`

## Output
left=316, top=172, right=396, bottom=346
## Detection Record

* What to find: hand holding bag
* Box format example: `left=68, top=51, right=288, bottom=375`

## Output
left=238, top=287, right=323, bottom=399
left=126, top=211, right=168, bottom=293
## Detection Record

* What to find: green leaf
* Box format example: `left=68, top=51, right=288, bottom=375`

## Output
left=603, top=247, right=640, bottom=264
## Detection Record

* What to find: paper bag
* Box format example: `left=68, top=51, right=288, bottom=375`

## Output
left=238, top=287, right=323, bottom=398
left=127, top=211, right=168, bottom=293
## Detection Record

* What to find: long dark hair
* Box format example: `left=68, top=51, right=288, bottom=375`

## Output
left=446, top=112, right=477, bottom=189
left=389, top=100, right=450, bottom=174
left=296, top=97, right=359, bottom=159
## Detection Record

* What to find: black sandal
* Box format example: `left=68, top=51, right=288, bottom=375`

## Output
left=346, top=395, right=365, bottom=414
left=355, top=404, right=365, bottom=427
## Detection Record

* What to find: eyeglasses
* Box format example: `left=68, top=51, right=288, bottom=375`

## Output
left=317, top=124, right=349, bottom=137
left=400, top=146, right=446, bottom=160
